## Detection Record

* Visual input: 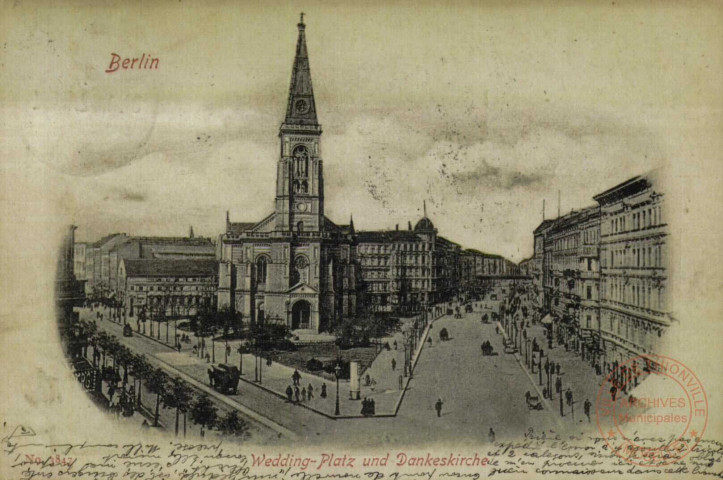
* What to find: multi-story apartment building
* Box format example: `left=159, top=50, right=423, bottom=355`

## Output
left=73, top=242, right=87, bottom=281
left=594, top=173, right=669, bottom=371
left=118, top=258, right=218, bottom=319
left=356, top=214, right=461, bottom=314
left=532, top=171, right=669, bottom=372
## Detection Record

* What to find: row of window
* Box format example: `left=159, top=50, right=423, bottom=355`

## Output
left=129, top=284, right=212, bottom=292
left=606, top=244, right=664, bottom=268
left=602, top=312, right=659, bottom=351
left=601, top=277, right=666, bottom=311
left=609, top=204, right=663, bottom=235
left=359, top=242, right=431, bottom=254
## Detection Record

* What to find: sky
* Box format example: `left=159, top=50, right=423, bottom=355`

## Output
left=2, top=0, right=722, bottom=261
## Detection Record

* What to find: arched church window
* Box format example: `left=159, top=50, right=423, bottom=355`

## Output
left=296, top=221, right=304, bottom=235
left=301, top=180, right=308, bottom=194
left=256, top=256, right=268, bottom=284
left=293, top=180, right=300, bottom=193
left=293, top=145, right=309, bottom=178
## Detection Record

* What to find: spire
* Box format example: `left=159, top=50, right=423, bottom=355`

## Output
left=189, top=226, right=194, bottom=238
left=283, top=13, right=319, bottom=128
left=423, top=200, right=427, bottom=218
left=349, top=214, right=355, bottom=231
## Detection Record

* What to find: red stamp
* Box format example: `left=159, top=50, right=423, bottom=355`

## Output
left=595, top=354, right=707, bottom=467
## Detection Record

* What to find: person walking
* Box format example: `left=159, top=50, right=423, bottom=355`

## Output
left=292, top=369, right=301, bottom=386
left=435, top=398, right=443, bottom=417
left=566, top=388, right=573, bottom=407
left=488, top=428, right=495, bottom=443
left=286, top=385, right=293, bottom=402
left=308, top=384, right=314, bottom=400
left=584, top=399, right=592, bottom=422
left=294, top=386, right=300, bottom=403
left=301, top=387, right=307, bottom=402
left=610, top=384, right=618, bottom=402
left=320, top=383, right=327, bottom=399
left=391, top=358, right=396, bottom=371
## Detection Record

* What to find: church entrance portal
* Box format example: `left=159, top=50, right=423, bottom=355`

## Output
left=292, top=301, right=311, bottom=330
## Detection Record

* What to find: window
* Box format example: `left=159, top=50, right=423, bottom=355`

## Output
left=256, top=256, right=268, bottom=284
left=586, top=286, right=592, bottom=300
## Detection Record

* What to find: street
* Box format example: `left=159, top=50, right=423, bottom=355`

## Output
left=76, top=301, right=605, bottom=447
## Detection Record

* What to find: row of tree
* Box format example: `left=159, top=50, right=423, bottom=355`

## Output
left=76, top=319, right=249, bottom=438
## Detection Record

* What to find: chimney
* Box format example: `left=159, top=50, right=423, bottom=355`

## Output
left=396, top=224, right=399, bottom=231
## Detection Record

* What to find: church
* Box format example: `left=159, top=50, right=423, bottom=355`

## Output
left=217, top=16, right=359, bottom=333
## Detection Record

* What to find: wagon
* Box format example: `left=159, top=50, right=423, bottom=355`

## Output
left=208, top=364, right=240, bottom=394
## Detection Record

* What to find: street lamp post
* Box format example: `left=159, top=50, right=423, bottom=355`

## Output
left=334, top=362, right=341, bottom=416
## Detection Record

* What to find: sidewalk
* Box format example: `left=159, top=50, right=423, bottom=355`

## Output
left=159, top=312, right=439, bottom=419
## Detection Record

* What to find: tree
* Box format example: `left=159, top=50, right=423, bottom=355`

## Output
left=189, top=394, right=218, bottom=436
left=132, top=354, right=152, bottom=408
left=216, top=410, right=249, bottom=438
left=163, top=377, right=195, bottom=436
left=146, top=368, right=168, bottom=427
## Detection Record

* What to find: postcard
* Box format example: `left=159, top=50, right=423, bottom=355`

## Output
left=1, top=1, right=722, bottom=479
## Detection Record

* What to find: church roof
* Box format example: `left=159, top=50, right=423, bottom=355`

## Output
left=227, top=222, right=257, bottom=235
left=282, top=15, right=319, bottom=128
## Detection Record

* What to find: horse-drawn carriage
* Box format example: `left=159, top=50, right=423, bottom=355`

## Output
left=465, top=304, right=473, bottom=313
left=123, top=323, right=133, bottom=337
left=525, top=391, right=543, bottom=410
left=208, top=364, right=240, bottom=394
left=439, top=328, right=450, bottom=342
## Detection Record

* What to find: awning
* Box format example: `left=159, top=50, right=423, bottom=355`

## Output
left=541, top=314, right=553, bottom=325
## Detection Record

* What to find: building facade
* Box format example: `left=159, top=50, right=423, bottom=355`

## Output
left=594, top=173, right=670, bottom=370
left=531, top=171, right=670, bottom=373
left=218, top=18, right=359, bottom=333
left=119, top=259, right=218, bottom=319
left=356, top=213, right=461, bottom=314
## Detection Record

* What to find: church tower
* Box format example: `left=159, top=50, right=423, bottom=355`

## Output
left=275, top=14, right=324, bottom=233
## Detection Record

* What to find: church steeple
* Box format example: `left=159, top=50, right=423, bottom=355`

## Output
left=282, top=13, right=319, bottom=129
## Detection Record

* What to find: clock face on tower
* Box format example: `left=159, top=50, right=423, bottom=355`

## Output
left=294, top=99, right=309, bottom=114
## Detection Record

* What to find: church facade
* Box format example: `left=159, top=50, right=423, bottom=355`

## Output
left=217, top=17, right=359, bottom=333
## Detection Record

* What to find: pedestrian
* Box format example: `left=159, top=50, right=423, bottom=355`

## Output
left=286, top=385, right=293, bottom=402
left=393, top=340, right=398, bottom=350
left=566, top=388, right=573, bottom=407
left=488, top=428, right=495, bottom=443
left=610, top=385, right=617, bottom=402
left=428, top=337, right=432, bottom=346
left=208, top=369, right=214, bottom=388
left=177, top=344, right=182, bottom=353
left=320, top=383, right=327, bottom=399
left=308, top=384, right=314, bottom=399
left=301, top=387, right=307, bottom=402
left=556, top=377, right=562, bottom=394
left=391, top=358, right=396, bottom=371
left=292, top=369, right=301, bottom=386
left=294, top=386, right=300, bottom=403
left=556, top=364, right=561, bottom=375
left=205, top=353, right=210, bottom=363
left=226, top=344, right=231, bottom=357
left=435, top=398, right=443, bottom=417
left=584, top=399, right=592, bottom=422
